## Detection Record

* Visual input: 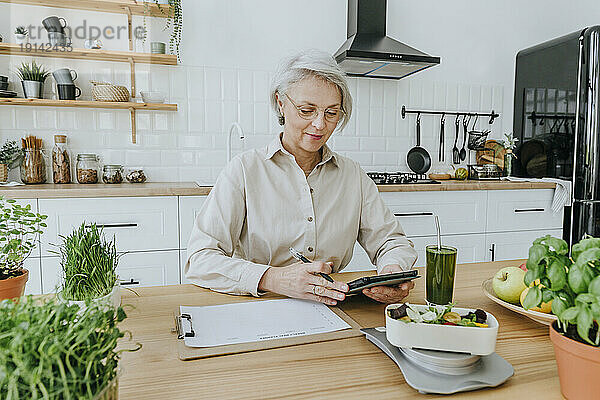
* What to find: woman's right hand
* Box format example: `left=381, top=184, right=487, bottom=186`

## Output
left=258, top=261, right=348, bottom=305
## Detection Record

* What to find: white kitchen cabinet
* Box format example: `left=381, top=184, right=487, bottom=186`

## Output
left=485, top=229, right=563, bottom=262
left=381, top=191, right=487, bottom=236
left=39, top=197, right=179, bottom=255
left=486, top=189, right=563, bottom=232
left=178, top=196, right=206, bottom=250
left=41, top=250, right=180, bottom=293
left=23, top=257, right=42, bottom=295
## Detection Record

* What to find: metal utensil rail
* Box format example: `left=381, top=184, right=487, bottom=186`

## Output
left=401, top=105, right=500, bottom=124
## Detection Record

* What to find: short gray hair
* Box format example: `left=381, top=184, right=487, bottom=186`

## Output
left=270, top=49, right=353, bottom=131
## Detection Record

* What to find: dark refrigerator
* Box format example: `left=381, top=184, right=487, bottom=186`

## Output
left=513, top=26, right=600, bottom=246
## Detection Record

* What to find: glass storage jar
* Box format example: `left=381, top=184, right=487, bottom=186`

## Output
left=76, top=154, right=99, bottom=184
left=20, top=149, right=47, bottom=184
left=102, top=164, right=124, bottom=184
left=52, top=134, right=71, bottom=184
left=125, top=167, right=147, bottom=183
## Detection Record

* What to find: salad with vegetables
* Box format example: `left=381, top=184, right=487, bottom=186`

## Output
left=387, top=303, right=489, bottom=328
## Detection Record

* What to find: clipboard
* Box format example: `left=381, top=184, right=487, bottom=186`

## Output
left=173, top=304, right=363, bottom=360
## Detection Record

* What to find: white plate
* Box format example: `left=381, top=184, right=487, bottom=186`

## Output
left=385, top=304, right=499, bottom=356
left=481, top=278, right=556, bottom=326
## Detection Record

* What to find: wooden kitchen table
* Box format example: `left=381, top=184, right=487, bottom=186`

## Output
left=118, top=260, right=563, bottom=399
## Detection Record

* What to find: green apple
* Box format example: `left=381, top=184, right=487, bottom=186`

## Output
left=492, top=266, right=527, bottom=304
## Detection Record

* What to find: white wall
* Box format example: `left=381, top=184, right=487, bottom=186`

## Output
left=1, top=1, right=598, bottom=183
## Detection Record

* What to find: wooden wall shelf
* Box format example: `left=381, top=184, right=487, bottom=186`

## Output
left=0, top=98, right=177, bottom=111
left=0, top=98, right=177, bottom=144
left=0, top=0, right=171, bottom=17
left=0, top=43, right=177, bottom=65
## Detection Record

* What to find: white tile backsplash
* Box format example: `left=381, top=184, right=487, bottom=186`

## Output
left=0, top=60, right=505, bottom=184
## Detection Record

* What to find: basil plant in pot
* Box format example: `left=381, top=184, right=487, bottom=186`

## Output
left=0, top=296, right=141, bottom=399
left=0, top=197, right=47, bottom=300
left=53, top=222, right=122, bottom=309
left=523, top=235, right=600, bottom=399
left=0, top=140, right=23, bottom=183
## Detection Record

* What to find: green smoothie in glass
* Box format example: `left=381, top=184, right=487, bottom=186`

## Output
left=426, top=245, right=457, bottom=305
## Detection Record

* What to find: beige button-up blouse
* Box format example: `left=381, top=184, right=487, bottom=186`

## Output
left=185, top=135, right=418, bottom=296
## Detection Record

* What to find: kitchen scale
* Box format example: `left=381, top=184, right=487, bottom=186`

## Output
left=361, top=327, right=514, bottom=394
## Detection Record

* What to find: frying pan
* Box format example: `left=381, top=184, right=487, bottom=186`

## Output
left=407, top=114, right=431, bottom=174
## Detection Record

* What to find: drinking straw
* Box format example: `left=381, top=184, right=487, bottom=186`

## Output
left=434, top=215, right=441, bottom=250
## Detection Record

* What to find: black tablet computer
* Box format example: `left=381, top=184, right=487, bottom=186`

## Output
left=346, top=270, right=420, bottom=295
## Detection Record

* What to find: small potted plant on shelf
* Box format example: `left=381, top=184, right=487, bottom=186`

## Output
left=0, top=296, right=141, bottom=399
left=53, top=222, right=122, bottom=309
left=0, top=197, right=48, bottom=301
left=143, top=0, right=183, bottom=62
left=16, top=60, right=50, bottom=99
left=0, top=140, right=23, bottom=183
left=523, top=235, right=600, bottom=399
left=500, top=133, right=518, bottom=177
left=14, top=26, right=29, bottom=45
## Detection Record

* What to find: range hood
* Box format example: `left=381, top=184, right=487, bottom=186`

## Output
left=334, top=0, right=440, bottom=79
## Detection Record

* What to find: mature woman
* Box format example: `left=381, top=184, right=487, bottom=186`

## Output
left=185, top=49, right=417, bottom=305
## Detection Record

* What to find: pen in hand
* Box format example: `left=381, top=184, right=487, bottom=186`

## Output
left=288, top=247, right=334, bottom=283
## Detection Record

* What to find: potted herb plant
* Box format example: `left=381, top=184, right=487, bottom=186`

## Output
left=0, top=197, right=47, bottom=300
left=54, top=222, right=122, bottom=309
left=16, top=60, right=50, bottom=99
left=14, top=25, right=28, bottom=45
left=0, top=296, right=141, bottom=399
left=144, top=0, right=183, bottom=61
left=523, top=235, right=600, bottom=399
left=0, top=140, right=23, bottom=183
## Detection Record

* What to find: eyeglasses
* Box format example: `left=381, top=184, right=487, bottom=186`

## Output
left=285, top=93, right=345, bottom=123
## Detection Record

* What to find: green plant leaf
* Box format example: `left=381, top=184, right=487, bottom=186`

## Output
left=589, top=276, right=600, bottom=297
left=542, top=288, right=554, bottom=303
left=560, top=306, right=579, bottom=322
left=577, top=306, right=594, bottom=345
left=547, top=258, right=567, bottom=291
left=572, top=237, right=600, bottom=261
left=524, top=267, right=543, bottom=287
left=568, top=265, right=594, bottom=294
left=523, top=285, right=542, bottom=310
left=576, top=293, right=596, bottom=304
left=527, top=243, right=547, bottom=266
left=551, top=296, right=568, bottom=317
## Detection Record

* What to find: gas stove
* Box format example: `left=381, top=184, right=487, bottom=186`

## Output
left=367, top=172, right=441, bottom=185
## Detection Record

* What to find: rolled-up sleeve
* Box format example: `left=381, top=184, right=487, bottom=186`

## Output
left=185, top=158, right=270, bottom=296
left=357, top=170, right=418, bottom=273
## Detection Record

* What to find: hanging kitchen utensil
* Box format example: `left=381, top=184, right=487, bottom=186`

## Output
left=439, top=114, right=445, bottom=162
left=407, top=113, right=431, bottom=174
left=459, top=115, right=469, bottom=161
left=452, top=115, right=460, bottom=164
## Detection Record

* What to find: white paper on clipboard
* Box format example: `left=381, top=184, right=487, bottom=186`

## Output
left=180, top=299, right=352, bottom=348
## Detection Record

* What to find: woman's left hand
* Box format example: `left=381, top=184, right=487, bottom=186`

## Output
left=362, top=264, right=414, bottom=303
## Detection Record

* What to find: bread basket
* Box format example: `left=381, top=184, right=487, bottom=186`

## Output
left=91, top=81, right=130, bottom=102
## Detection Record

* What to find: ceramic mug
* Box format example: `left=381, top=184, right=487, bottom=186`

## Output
left=53, top=68, right=77, bottom=85
left=57, top=84, right=81, bottom=100
left=42, top=16, right=67, bottom=33
left=48, top=32, right=71, bottom=47
left=150, top=42, right=166, bottom=54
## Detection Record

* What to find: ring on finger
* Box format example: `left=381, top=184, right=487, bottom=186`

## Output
left=313, top=285, right=324, bottom=296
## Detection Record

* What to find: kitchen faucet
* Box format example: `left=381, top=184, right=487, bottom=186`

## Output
left=227, top=122, right=245, bottom=162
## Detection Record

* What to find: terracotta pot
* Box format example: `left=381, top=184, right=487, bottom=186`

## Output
left=0, top=269, right=29, bottom=300
left=550, top=321, right=600, bottom=399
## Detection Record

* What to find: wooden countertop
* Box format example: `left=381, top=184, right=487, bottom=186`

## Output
left=0, top=180, right=556, bottom=199
left=118, top=260, right=562, bottom=399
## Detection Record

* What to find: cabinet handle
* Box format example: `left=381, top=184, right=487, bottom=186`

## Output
left=86, top=223, right=138, bottom=229
left=489, top=243, right=495, bottom=262
left=394, top=212, right=434, bottom=217
left=120, top=278, right=140, bottom=286
left=514, top=208, right=545, bottom=213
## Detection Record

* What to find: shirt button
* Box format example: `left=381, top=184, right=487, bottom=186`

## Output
left=310, top=188, right=314, bottom=193
left=307, top=216, right=313, bottom=222
left=307, top=247, right=314, bottom=252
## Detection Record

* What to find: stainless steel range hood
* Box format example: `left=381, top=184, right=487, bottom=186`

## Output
left=334, top=0, right=440, bottom=79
